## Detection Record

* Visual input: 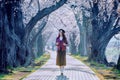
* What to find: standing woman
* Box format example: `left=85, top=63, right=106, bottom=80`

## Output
left=56, top=29, right=68, bottom=75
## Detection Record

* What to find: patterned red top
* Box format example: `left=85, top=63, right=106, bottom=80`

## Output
left=56, top=37, right=68, bottom=51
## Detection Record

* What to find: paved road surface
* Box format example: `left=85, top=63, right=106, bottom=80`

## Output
left=23, top=50, right=100, bottom=80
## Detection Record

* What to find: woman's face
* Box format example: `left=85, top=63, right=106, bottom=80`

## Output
left=59, top=30, right=63, bottom=36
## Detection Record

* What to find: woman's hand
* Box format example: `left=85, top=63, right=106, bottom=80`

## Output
left=63, top=43, right=67, bottom=46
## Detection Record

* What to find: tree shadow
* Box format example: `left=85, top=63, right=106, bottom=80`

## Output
left=39, top=67, right=95, bottom=75
left=56, top=74, right=69, bottom=80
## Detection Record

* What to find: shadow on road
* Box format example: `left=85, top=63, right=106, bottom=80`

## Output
left=56, top=74, right=69, bottom=80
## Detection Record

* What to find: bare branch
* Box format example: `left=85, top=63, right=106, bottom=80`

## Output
left=113, top=16, right=120, bottom=27
left=81, top=5, right=92, bottom=12
left=30, top=16, right=49, bottom=45
left=112, top=26, right=120, bottom=34
left=114, top=34, right=120, bottom=40
left=59, top=17, right=67, bottom=27
left=25, top=0, right=67, bottom=40
left=37, top=0, right=40, bottom=11
left=27, top=0, right=33, bottom=8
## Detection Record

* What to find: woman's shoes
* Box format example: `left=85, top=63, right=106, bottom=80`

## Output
left=61, top=73, right=63, bottom=75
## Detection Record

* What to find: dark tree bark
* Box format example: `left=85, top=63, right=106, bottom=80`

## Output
left=0, top=0, right=67, bottom=73
left=79, top=10, right=89, bottom=56
left=37, top=34, right=44, bottom=56
left=89, top=1, right=120, bottom=64
left=0, top=1, right=7, bottom=72
left=117, top=55, right=120, bottom=70
left=24, top=0, right=67, bottom=41
left=0, top=0, right=26, bottom=72
left=69, top=32, right=77, bottom=54
left=73, top=8, right=90, bottom=56
left=30, top=17, right=48, bottom=47
left=30, top=17, right=48, bottom=58
left=23, top=0, right=67, bottom=65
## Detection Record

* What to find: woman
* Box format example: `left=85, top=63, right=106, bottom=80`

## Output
left=56, top=29, right=68, bottom=75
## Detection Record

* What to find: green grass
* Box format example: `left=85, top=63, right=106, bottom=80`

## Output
left=0, top=74, right=5, bottom=79
left=72, top=54, right=120, bottom=80
left=0, top=53, right=50, bottom=80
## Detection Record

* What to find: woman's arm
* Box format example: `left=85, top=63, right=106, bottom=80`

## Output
left=63, top=38, right=68, bottom=46
left=56, top=38, right=59, bottom=46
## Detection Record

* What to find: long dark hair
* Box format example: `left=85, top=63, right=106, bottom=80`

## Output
left=57, top=29, right=67, bottom=43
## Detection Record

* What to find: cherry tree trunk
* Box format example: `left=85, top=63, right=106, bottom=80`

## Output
left=37, top=34, right=44, bottom=56
left=117, top=55, right=120, bottom=70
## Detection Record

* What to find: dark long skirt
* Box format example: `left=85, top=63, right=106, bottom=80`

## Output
left=56, top=50, right=66, bottom=66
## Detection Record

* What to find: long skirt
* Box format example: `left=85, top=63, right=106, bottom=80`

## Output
left=56, top=50, right=66, bottom=66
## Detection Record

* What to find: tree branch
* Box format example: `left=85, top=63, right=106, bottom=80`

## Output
left=58, top=16, right=67, bottom=27
left=81, top=5, right=92, bottom=12
left=114, top=34, right=120, bottom=40
left=30, top=17, right=48, bottom=45
left=112, top=26, right=120, bottom=34
left=27, top=0, right=34, bottom=8
left=113, top=16, right=120, bottom=27
left=37, top=0, right=40, bottom=11
left=98, top=26, right=120, bottom=50
left=107, top=0, right=119, bottom=26
left=25, top=0, right=67, bottom=40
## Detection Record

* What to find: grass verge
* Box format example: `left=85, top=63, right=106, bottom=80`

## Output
left=71, top=54, right=120, bottom=80
left=0, top=53, right=50, bottom=80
